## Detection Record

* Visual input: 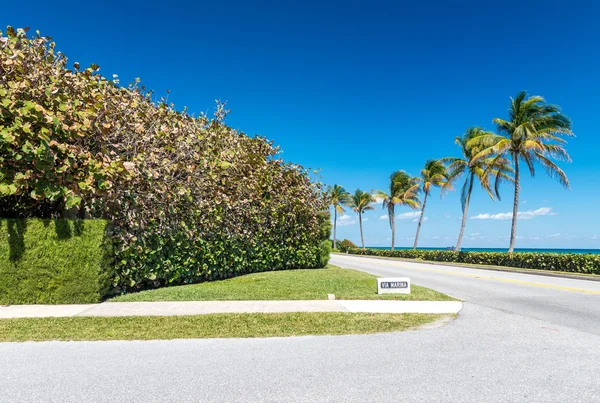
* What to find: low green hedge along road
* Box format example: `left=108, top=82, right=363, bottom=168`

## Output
left=346, top=248, right=600, bottom=275
left=110, top=265, right=456, bottom=302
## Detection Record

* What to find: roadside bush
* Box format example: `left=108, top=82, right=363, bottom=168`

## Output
left=347, top=248, right=600, bottom=275
left=315, top=211, right=332, bottom=267
left=0, top=219, right=113, bottom=304
left=338, top=239, right=357, bottom=253
left=0, top=27, right=327, bottom=292
left=319, top=240, right=332, bottom=267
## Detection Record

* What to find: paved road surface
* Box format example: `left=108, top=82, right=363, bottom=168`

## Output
left=2, top=254, right=600, bottom=403
left=332, top=254, right=600, bottom=336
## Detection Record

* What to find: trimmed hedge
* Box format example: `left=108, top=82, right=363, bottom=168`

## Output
left=347, top=248, right=600, bottom=275
left=0, top=219, right=113, bottom=304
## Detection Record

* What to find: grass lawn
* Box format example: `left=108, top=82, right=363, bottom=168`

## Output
left=110, top=264, right=457, bottom=302
left=0, top=313, right=448, bottom=342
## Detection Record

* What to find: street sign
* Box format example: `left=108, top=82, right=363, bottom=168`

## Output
left=377, top=277, right=411, bottom=294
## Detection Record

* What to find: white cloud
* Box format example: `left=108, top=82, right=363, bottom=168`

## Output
left=591, top=235, right=598, bottom=240
left=529, top=236, right=541, bottom=241
left=470, top=232, right=480, bottom=236
left=522, top=200, right=527, bottom=204
left=432, top=236, right=440, bottom=239
left=364, top=218, right=369, bottom=222
left=546, top=233, right=576, bottom=240
left=379, top=215, right=388, bottom=221
left=412, top=217, right=428, bottom=223
left=373, top=196, right=385, bottom=203
left=516, top=236, right=525, bottom=240
left=397, top=211, right=421, bottom=220
left=444, top=213, right=451, bottom=219
left=337, top=214, right=356, bottom=226
left=470, top=207, right=557, bottom=221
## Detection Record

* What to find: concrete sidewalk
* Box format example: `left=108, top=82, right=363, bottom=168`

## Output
left=0, top=300, right=463, bottom=319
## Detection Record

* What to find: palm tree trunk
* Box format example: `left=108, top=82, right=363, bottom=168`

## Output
left=413, top=192, right=428, bottom=249
left=455, top=173, right=474, bottom=252
left=508, top=154, right=520, bottom=253
left=391, top=212, right=396, bottom=251
left=359, top=211, right=365, bottom=249
left=333, top=209, right=337, bottom=250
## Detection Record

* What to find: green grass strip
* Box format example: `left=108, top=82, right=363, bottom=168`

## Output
left=110, top=265, right=456, bottom=302
left=0, top=313, right=445, bottom=342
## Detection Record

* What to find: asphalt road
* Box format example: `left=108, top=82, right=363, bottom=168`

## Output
left=331, top=254, right=600, bottom=336
left=2, top=254, right=600, bottom=403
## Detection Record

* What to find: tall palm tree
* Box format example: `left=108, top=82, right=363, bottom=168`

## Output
left=373, top=171, right=420, bottom=250
left=348, top=189, right=375, bottom=249
left=443, top=127, right=513, bottom=251
left=413, top=159, right=452, bottom=249
left=328, top=184, right=351, bottom=250
left=470, top=91, right=573, bottom=253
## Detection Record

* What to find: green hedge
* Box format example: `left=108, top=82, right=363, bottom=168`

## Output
left=347, top=248, right=600, bottom=275
left=0, top=219, right=113, bottom=304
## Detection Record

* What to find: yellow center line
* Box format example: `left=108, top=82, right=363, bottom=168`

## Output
left=365, top=260, right=600, bottom=295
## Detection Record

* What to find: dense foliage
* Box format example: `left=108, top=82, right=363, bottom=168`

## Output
left=347, top=248, right=600, bottom=275
left=0, top=27, right=328, bottom=291
left=337, top=239, right=357, bottom=252
left=0, top=219, right=113, bottom=304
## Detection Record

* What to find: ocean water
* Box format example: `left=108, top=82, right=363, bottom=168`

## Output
left=367, top=247, right=600, bottom=255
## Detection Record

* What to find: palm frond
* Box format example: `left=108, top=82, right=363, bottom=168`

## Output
left=540, top=143, right=572, bottom=162
left=521, top=151, right=536, bottom=177
left=349, top=189, right=375, bottom=214
left=329, top=184, right=351, bottom=214
left=534, top=152, right=570, bottom=189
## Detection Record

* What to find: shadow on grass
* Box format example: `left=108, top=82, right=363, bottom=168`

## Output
left=6, top=219, right=27, bottom=262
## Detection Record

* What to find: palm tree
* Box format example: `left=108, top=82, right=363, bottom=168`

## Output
left=328, top=184, right=351, bottom=250
left=373, top=171, right=420, bottom=250
left=470, top=91, right=573, bottom=253
left=413, top=159, right=452, bottom=249
left=443, top=127, right=513, bottom=251
left=348, top=189, right=375, bottom=249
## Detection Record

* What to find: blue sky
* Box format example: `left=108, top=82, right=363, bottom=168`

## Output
left=4, top=1, right=599, bottom=249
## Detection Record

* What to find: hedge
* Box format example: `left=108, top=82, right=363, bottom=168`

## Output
left=0, top=219, right=113, bottom=304
left=347, top=248, right=600, bottom=275
left=1, top=27, right=330, bottom=294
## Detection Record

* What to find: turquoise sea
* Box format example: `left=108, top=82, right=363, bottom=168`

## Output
left=367, top=247, right=600, bottom=255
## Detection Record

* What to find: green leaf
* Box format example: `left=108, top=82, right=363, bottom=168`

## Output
left=65, top=194, right=82, bottom=208
left=0, top=183, right=10, bottom=196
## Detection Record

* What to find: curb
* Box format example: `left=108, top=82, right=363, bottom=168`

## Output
left=0, top=300, right=462, bottom=319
